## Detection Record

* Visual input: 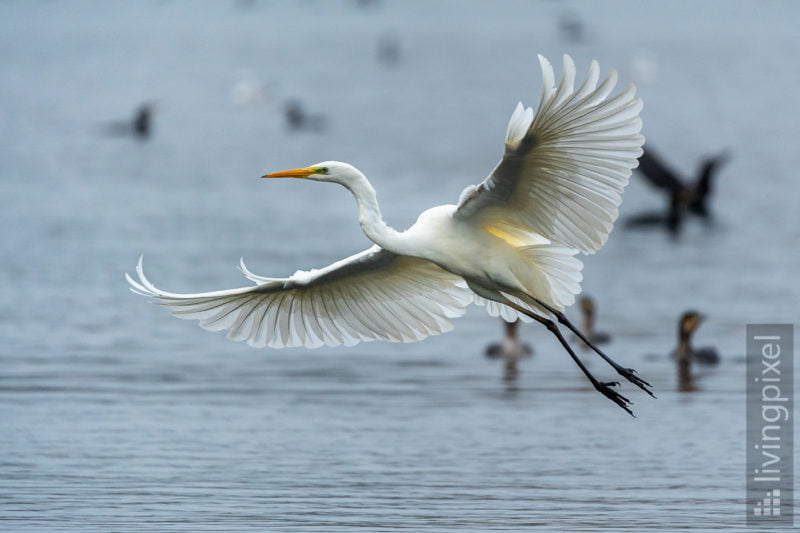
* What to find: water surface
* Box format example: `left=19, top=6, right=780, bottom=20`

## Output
left=1, top=1, right=798, bottom=531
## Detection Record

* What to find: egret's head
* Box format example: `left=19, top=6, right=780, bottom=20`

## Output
left=261, top=161, right=362, bottom=184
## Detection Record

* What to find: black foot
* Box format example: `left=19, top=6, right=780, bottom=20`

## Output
left=616, top=366, right=656, bottom=398
left=595, top=381, right=634, bottom=417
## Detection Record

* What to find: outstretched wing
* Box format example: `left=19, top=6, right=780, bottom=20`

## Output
left=126, top=246, right=472, bottom=349
left=690, top=150, right=729, bottom=216
left=636, top=146, right=684, bottom=193
left=455, top=54, right=645, bottom=254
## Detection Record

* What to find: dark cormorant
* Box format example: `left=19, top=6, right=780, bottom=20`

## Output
left=627, top=146, right=729, bottom=235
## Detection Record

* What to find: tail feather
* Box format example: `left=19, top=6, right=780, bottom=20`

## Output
left=473, top=243, right=584, bottom=321
left=512, top=244, right=584, bottom=312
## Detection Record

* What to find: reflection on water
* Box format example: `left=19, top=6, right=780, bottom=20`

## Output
left=1, top=0, right=798, bottom=530
left=484, top=320, right=533, bottom=382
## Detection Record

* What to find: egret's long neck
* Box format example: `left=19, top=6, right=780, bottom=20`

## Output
left=342, top=173, right=404, bottom=251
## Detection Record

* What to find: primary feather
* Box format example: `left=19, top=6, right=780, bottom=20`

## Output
left=127, top=250, right=472, bottom=348
left=456, top=54, right=644, bottom=254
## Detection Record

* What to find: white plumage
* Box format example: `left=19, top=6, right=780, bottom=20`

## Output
left=129, top=247, right=471, bottom=348
left=128, top=54, right=649, bottom=413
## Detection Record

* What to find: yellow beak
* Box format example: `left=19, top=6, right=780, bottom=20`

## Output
left=261, top=167, right=316, bottom=179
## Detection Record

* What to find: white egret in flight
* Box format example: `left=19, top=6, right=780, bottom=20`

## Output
left=128, top=55, right=650, bottom=414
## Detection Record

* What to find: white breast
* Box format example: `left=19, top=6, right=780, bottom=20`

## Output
left=400, top=204, right=511, bottom=281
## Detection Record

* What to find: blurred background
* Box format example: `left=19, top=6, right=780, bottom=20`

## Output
left=1, top=0, right=798, bottom=530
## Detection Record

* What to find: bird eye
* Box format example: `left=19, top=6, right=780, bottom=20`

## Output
left=318, top=167, right=329, bottom=175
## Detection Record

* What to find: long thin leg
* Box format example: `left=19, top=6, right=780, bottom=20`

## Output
left=506, top=302, right=635, bottom=416
left=526, top=297, right=654, bottom=398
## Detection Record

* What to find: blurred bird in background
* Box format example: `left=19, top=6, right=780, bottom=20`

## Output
left=103, top=103, right=153, bottom=140
left=673, top=310, right=719, bottom=391
left=574, top=296, right=611, bottom=350
left=284, top=99, right=327, bottom=132
left=485, top=320, right=533, bottom=380
left=626, top=145, right=729, bottom=235
left=557, top=10, right=586, bottom=44
left=377, top=33, right=401, bottom=66
left=673, top=311, right=719, bottom=365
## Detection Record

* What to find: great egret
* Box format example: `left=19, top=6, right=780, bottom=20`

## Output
left=127, top=54, right=650, bottom=414
left=626, top=145, right=730, bottom=235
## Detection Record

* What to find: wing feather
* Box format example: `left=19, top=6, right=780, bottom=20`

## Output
left=126, top=247, right=472, bottom=349
left=635, top=146, right=684, bottom=192
left=456, top=54, right=644, bottom=254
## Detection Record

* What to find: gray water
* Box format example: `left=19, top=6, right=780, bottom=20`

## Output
left=1, top=0, right=799, bottom=531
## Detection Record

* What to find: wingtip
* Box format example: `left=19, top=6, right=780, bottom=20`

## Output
left=237, top=257, right=259, bottom=283
left=537, top=54, right=557, bottom=104
left=562, top=54, right=575, bottom=73
left=125, top=270, right=152, bottom=297
left=505, top=100, right=534, bottom=148
left=135, top=255, right=145, bottom=279
left=537, top=54, right=553, bottom=74
left=128, top=255, right=164, bottom=296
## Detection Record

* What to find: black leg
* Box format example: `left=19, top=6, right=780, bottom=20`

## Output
left=528, top=297, right=655, bottom=398
left=508, top=303, right=635, bottom=416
